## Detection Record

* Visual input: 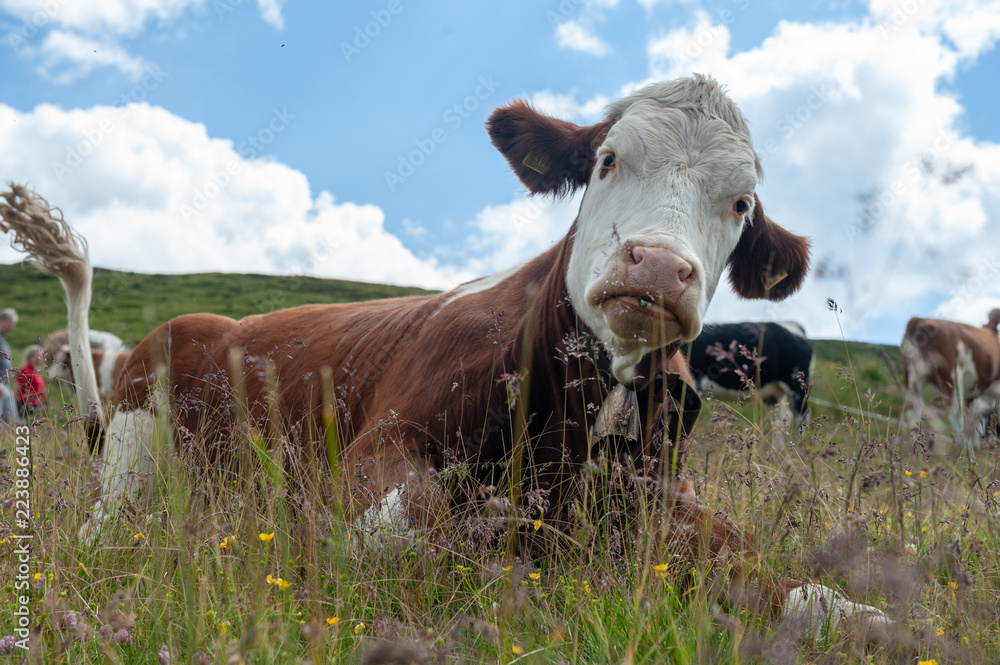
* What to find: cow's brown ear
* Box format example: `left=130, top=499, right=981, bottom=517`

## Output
left=727, top=195, right=810, bottom=301
left=487, top=101, right=613, bottom=196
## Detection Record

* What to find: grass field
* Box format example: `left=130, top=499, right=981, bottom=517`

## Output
left=1, top=267, right=998, bottom=664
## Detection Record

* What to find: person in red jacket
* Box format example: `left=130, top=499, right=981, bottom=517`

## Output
left=16, top=345, right=46, bottom=418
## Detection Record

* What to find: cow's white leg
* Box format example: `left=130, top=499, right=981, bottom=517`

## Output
left=902, top=337, right=927, bottom=429
left=759, top=382, right=792, bottom=449
left=771, top=397, right=794, bottom=450
left=904, top=371, right=926, bottom=429
left=783, top=583, right=890, bottom=639
left=79, top=409, right=156, bottom=542
left=950, top=341, right=980, bottom=451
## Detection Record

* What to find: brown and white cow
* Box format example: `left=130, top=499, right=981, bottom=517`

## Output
left=0, top=75, right=888, bottom=632
left=44, top=328, right=131, bottom=402
left=901, top=316, right=1000, bottom=443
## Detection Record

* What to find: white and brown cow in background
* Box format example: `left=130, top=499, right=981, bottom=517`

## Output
left=0, top=75, right=890, bottom=632
left=44, top=328, right=131, bottom=402
left=901, top=316, right=1000, bottom=445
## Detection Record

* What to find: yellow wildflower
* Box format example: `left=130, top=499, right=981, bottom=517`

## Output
left=905, top=470, right=912, bottom=476
left=920, top=470, right=928, bottom=478
left=258, top=532, right=275, bottom=543
left=32, top=572, right=41, bottom=581
left=918, top=660, right=939, bottom=665
left=220, top=535, right=236, bottom=549
left=326, top=617, right=339, bottom=626
left=501, top=565, right=513, bottom=573
left=134, top=532, right=145, bottom=540
left=266, top=573, right=291, bottom=588
left=533, top=520, right=542, bottom=531
left=512, top=644, right=524, bottom=655
left=949, top=581, right=958, bottom=589
left=353, top=622, right=365, bottom=635
left=936, top=626, right=945, bottom=636
left=529, top=572, right=540, bottom=580
left=218, top=621, right=229, bottom=636
left=653, top=563, right=669, bottom=579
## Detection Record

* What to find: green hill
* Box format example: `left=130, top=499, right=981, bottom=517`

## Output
left=0, top=262, right=434, bottom=351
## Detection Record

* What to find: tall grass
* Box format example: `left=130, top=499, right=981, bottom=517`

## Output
left=2, top=340, right=999, bottom=664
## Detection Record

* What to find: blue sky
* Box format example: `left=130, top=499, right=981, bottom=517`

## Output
left=1, top=0, right=999, bottom=344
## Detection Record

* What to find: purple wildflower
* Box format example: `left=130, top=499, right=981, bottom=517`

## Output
left=0, top=635, right=17, bottom=654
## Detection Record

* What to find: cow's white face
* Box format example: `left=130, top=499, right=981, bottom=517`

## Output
left=567, top=96, right=760, bottom=383
left=487, top=75, right=810, bottom=386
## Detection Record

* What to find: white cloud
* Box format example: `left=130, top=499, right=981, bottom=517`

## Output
left=461, top=193, right=583, bottom=278
left=256, top=0, right=284, bottom=30
left=30, top=30, right=148, bottom=84
left=637, top=4, right=1000, bottom=341
left=0, top=0, right=204, bottom=37
left=0, top=102, right=475, bottom=290
left=401, top=218, right=427, bottom=236
left=1, top=0, right=285, bottom=83
left=869, top=0, right=1000, bottom=59
left=527, top=90, right=610, bottom=123
left=555, top=19, right=610, bottom=56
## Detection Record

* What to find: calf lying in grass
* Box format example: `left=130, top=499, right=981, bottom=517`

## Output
left=0, top=75, right=889, bottom=639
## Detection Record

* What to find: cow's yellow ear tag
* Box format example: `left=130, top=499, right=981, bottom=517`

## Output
left=522, top=151, right=551, bottom=175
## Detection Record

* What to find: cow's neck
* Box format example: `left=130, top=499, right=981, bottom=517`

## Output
left=502, top=222, right=611, bottom=444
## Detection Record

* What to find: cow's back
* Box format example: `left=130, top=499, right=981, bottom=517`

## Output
left=902, top=317, right=1000, bottom=395
left=113, top=312, right=240, bottom=410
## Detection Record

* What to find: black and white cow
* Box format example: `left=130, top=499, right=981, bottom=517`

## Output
left=685, top=321, right=813, bottom=429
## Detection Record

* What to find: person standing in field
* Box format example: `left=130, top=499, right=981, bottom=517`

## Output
left=0, top=308, right=17, bottom=424
left=983, top=308, right=1000, bottom=335
left=16, top=345, right=46, bottom=418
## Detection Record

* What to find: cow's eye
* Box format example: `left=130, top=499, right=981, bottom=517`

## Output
left=733, top=199, right=749, bottom=215
left=602, top=154, right=615, bottom=168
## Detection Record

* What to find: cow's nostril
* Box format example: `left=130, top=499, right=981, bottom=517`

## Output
left=628, top=246, right=640, bottom=265
left=679, top=260, right=694, bottom=283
